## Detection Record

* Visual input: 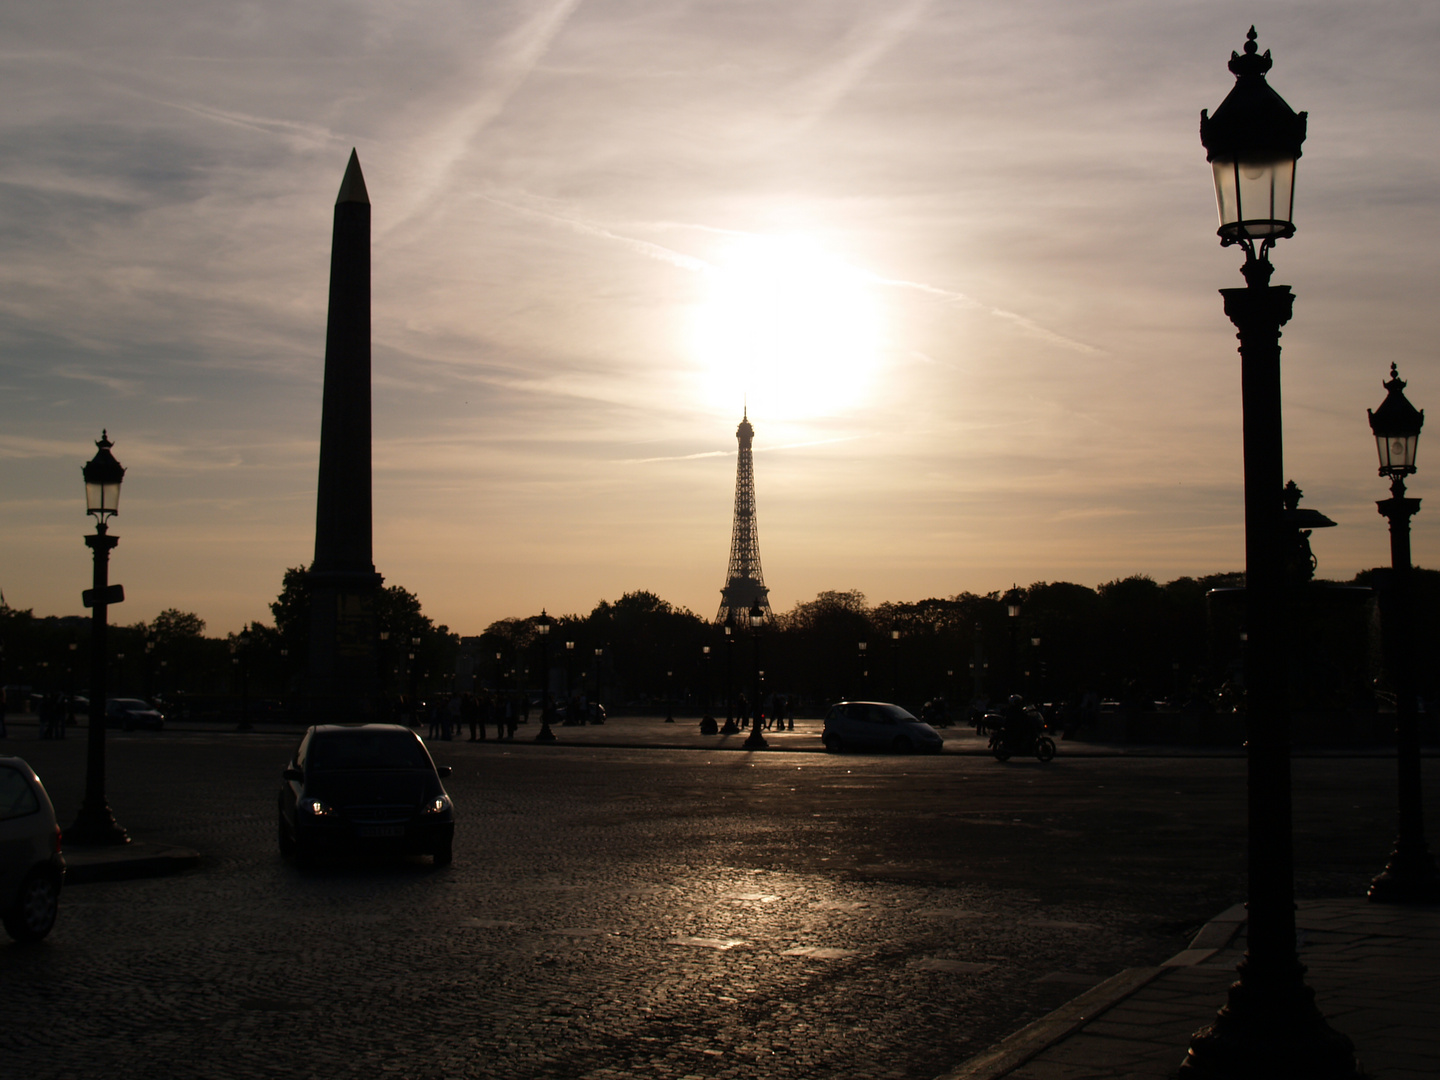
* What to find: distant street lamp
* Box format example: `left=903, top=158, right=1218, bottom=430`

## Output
left=890, top=629, right=901, bottom=702
left=744, top=600, right=768, bottom=749
left=665, top=670, right=674, bottom=722
left=535, top=611, right=557, bottom=743
left=702, top=645, right=713, bottom=725
left=1004, top=585, right=1022, bottom=696
left=722, top=618, right=738, bottom=734
left=69, top=431, right=129, bottom=846
left=235, top=627, right=253, bottom=731
left=1030, top=637, right=1042, bottom=698
left=1365, top=366, right=1437, bottom=902
left=857, top=639, right=868, bottom=696
left=593, top=647, right=604, bottom=719
left=1183, top=28, right=1357, bottom=1078
left=66, top=641, right=78, bottom=736
left=564, top=640, right=575, bottom=718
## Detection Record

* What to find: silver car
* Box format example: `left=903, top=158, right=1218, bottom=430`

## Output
left=0, top=757, right=65, bottom=941
left=821, top=701, right=944, bottom=754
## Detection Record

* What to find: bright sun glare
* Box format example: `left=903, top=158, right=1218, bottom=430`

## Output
left=692, top=235, right=880, bottom=421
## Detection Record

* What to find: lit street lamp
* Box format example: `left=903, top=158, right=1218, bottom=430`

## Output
left=1365, top=366, right=1437, bottom=902
left=535, top=611, right=557, bottom=743
left=743, top=600, right=767, bottom=749
left=69, top=431, right=129, bottom=846
left=1182, top=28, right=1358, bottom=1078
left=857, top=638, right=868, bottom=696
left=664, top=669, right=674, bottom=723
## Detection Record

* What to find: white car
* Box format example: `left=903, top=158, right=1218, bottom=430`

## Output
left=821, top=701, right=944, bottom=754
left=0, top=757, right=65, bottom=941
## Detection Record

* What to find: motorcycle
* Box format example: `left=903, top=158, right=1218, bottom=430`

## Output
left=988, top=715, right=1057, bottom=762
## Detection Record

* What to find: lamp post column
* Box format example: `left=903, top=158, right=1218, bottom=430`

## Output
left=536, top=613, right=556, bottom=743
left=71, top=524, right=127, bottom=844
left=744, top=603, right=767, bottom=750
left=1185, top=27, right=1356, bottom=1079
left=593, top=648, right=603, bottom=721
left=702, top=646, right=713, bottom=725
left=722, top=622, right=737, bottom=734
left=1368, top=476, right=1435, bottom=900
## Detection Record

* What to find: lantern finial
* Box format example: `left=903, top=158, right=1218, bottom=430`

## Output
left=1385, top=363, right=1405, bottom=394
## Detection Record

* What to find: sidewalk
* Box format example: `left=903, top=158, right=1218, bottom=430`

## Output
left=418, top=714, right=1247, bottom=757
left=63, top=841, right=201, bottom=884
left=938, top=897, right=1440, bottom=1080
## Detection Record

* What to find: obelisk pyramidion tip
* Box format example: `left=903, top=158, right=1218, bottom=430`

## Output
left=336, top=149, right=369, bottom=206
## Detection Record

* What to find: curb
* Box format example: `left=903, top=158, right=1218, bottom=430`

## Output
left=934, top=904, right=1247, bottom=1080
left=63, top=842, right=202, bottom=885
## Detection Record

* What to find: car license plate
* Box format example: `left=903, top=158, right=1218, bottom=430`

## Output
left=357, top=825, right=404, bottom=838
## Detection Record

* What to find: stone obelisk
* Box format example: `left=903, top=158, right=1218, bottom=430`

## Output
left=307, top=149, right=383, bottom=721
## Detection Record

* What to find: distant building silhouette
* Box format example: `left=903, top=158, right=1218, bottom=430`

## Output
left=716, top=408, right=772, bottom=624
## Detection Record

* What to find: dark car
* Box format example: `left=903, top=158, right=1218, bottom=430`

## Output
left=1, top=756, right=65, bottom=942
left=106, top=698, right=164, bottom=731
left=821, top=701, right=944, bottom=754
left=277, top=724, right=455, bottom=866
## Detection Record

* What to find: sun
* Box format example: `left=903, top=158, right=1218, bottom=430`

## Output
left=691, top=234, right=880, bottom=420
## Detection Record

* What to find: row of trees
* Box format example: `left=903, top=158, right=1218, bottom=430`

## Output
left=5, top=566, right=1433, bottom=717
left=471, top=568, right=1435, bottom=715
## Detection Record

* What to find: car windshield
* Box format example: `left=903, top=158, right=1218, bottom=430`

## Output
left=874, top=704, right=919, bottom=723
left=110, top=699, right=149, bottom=709
left=309, top=730, right=432, bottom=771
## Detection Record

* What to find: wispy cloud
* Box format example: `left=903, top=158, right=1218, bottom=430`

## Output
left=386, top=0, right=585, bottom=232
left=478, top=193, right=712, bottom=273
left=619, top=436, right=858, bottom=465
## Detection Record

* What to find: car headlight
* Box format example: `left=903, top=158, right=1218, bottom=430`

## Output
left=424, top=796, right=450, bottom=815
left=302, top=798, right=332, bottom=817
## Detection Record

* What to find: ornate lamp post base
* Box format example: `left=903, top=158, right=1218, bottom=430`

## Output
left=1368, top=852, right=1440, bottom=903
left=534, top=721, right=557, bottom=744
left=1181, top=968, right=1359, bottom=1078
left=67, top=803, right=130, bottom=847
left=743, top=724, right=768, bottom=750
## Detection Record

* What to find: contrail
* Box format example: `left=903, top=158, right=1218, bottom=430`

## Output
left=385, top=0, right=584, bottom=234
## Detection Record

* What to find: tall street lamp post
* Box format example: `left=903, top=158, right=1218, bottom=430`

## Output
left=564, top=640, right=574, bottom=719
left=890, top=629, right=901, bottom=703
left=744, top=600, right=768, bottom=749
left=1365, top=366, right=1437, bottom=902
left=665, top=669, right=674, bottom=722
left=236, top=627, right=253, bottom=731
left=857, top=639, right=868, bottom=696
left=1004, top=586, right=1022, bottom=697
left=69, top=432, right=129, bottom=846
left=722, top=619, right=738, bottom=734
left=702, top=646, right=713, bottom=726
left=592, top=648, right=603, bottom=720
left=535, top=611, right=557, bottom=743
left=1182, top=28, right=1358, bottom=1079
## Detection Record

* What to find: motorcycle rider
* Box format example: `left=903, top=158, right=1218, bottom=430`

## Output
left=999, top=694, right=1039, bottom=751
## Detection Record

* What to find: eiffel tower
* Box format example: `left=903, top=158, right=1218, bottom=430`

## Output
left=716, top=407, right=773, bottom=624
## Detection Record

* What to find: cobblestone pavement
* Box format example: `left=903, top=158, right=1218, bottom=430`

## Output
left=1, top=731, right=1425, bottom=1080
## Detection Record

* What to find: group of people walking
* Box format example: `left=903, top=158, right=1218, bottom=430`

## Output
left=404, top=691, right=528, bottom=741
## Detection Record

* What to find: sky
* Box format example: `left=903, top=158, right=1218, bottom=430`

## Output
left=2, top=1, right=1438, bottom=637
